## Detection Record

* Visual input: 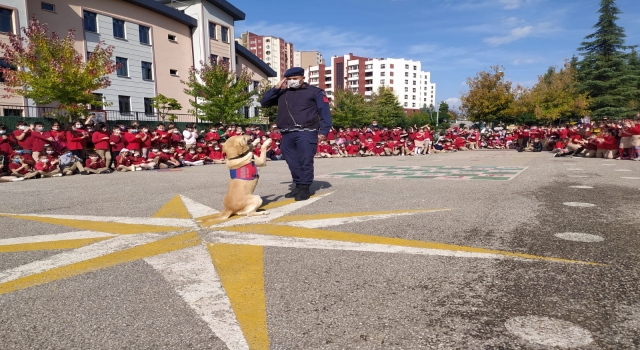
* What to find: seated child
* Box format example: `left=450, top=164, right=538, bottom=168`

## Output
left=59, top=148, right=88, bottom=175
left=115, top=148, right=135, bottom=172
left=531, top=138, right=544, bottom=152
left=209, top=143, right=226, bottom=164
left=158, top=145, right=181, bottom=168
left=131, top=150, right=155, bottom=170
left=183, top=147, right=205, bottom=166
left=9, top=153, right=39, bottom=179
left=35, top=153, right=61, bottom=177
left=85, top=151, right=111, bottom=174
left=195, top=146, right=212, bottom=164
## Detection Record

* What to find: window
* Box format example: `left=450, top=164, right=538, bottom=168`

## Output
left=380, top=64, right=385, bottom=69
left=254, top=107, right=260, bottom=117
left=208, top=22, right=216, bottom=39
left=168, top=34, right=176, bottom=41
left=413, top=88, right=416, bottom=92
left=91, top=94, right=104, bottom=111
left=141, top=61, right=153, bottom=80
left=83, top=11, right=97, bottom=32
left=118, top=96, right=131, bottom=113
left=380, top=72, right=385, bottom=77
left=404, top=102, right=408, bottom=107
left=405, top=64, right=409, bottom=69
left=221, top=26, right=229, bottom=42
left=412, top=96, right=416, bottom=100
left=413, top=81, right=416, bottom=85
left=0, top=71, right=4, bottom=83
left=144, top=98, right=154, bottom=115
left=222, top=57, right=229, bottom=64
left=405, top=80, right=408, bottom=84
left=253, top=81, right=259, bottom=91
left=3, top=109, right=22, bottom=117
left=424, top=98, right=427, bottom=102
left=412, top=103, right=416, bottom=107
left=404, top=95, right=408, bottom=99
left=41, top=2, right=55, bottom=12
left=413, top=73, right=417, bottom=78
left=210, top=54, right=218, bottom=65
left=116, top=57, right=128, bottom=76
left=139, top=25, right=150, bottom=44
left=170, top=69, right=178, bottom=76
left=113, top=19, right=125, bottom=39
left=380, top=79, right=385, bottom=85
left=405, top=72, right=408, bottom=77
left=86, top=51, right=92, bottom=60
left=404, top=87, right=408, bottom=92
left=243, top=106, right=250, bottom=118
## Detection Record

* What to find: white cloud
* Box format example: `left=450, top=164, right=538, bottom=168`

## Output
left=444, top=97, right=461, bottom=107
left=235, top=21, right=385, bottom=58
left=484, top=25, right=533, bottom=46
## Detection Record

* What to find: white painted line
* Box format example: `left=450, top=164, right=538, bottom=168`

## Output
left=180, top=195, right=219, bottom=219
left=505, top=316, right=593, bottom=347
left=0, top=233, right=162, bottom=284
left=555, top=232, right=604, bottom=243
left=567, top=175, right=588, bottom=178
left=602, top=163, right=616, bottom=166
left=567, top=169, right=584, bottom=171
left=212, top=192, right=334, bottom=228
left=203, top=231, right=506, bottom=261
left=621, top=177, right=640, bottom=180
left=280, top=210, right=450, bottom=229
left=0, top=214, right=197, bottom=228
left=569, top=186, right=593, bottom=189
left=615, top=169, right=632, bottom=172
left=0, top=231, right=115, bottom=246
left=563, top=202, right=596, bottom=207
left=145, top=246, right=249, bottom=350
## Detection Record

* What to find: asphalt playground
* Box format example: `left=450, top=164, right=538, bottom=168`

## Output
left=0, top=150, right=639, bottom=349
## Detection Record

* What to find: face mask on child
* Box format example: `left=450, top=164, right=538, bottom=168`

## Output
left=190, top=151, right=196, bottom=154
left=162, top=150, right=170, bottom=153
left=36, top=126, right=44, bottom=131
left=152, top=149, right=159, bottom=153
left=0, top=130, right=5, bottom=135
left=214, top=147, right=220, bottom=151
left=75, top=124, right=83, bottom=129
left=41, top=159, right=48, bottom=163
left=46, top=151, right=54, bottom=154
left=13, top=158, right=20, bottom=163
left=52, top=126, right=59, bottom=131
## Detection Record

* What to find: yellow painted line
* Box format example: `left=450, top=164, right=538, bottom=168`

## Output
left=0, top=214, right=185, bottom=235
left=0, top=237, right=112, bottom=252
left=208, top=243, right=269, bottom=350
left=152, top=195, right=192, bottom=219
left=272, top=208, right=451, bottom=223
left=0, top=232, right=201, bottom=295
left=225, top=224, right=604, bottom=266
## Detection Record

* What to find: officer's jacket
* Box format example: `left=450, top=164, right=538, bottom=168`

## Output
left=260, top=83, right=332, bottom=135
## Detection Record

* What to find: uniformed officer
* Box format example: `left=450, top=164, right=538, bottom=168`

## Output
left=260, top=67, right=332, bottom=201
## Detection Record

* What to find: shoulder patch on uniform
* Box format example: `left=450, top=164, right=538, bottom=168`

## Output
left=321, top=91, right=329, bottom=103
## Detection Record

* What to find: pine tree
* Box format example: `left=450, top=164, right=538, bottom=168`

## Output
left=575, top=0, right=639, bottom=119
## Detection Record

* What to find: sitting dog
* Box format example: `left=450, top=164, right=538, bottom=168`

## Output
left=203, top=135, right=272, bottom=221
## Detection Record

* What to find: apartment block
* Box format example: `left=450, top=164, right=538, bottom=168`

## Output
left=238, top=32, right=293, bottom=86
left=0, top=0, right=275, bottom=120
left=294, top=50, right=324, bottom=79
left=308, top=55, right=437, bottom=113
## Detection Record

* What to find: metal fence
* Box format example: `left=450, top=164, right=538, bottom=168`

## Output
left=0, top=104, right=199, bottom=123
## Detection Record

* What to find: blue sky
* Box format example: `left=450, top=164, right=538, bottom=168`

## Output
left=233, top=0, right=640, bottom=109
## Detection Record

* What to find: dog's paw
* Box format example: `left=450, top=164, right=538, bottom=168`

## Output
left=248, top=210, right=269, bottom=217
left=261, top=138, right=272, bottom=149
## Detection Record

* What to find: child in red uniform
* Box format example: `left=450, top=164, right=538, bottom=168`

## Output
left=0, top=124, right=15, bottom=172
left=158, top=145, right=181, bottom=168
left=372, top=143, right=385, bottom=156
left=30, top=122, right=55, bottom=160
left=35, top=154, right=61, bottom=177
left=139, top=125, right=152, bottom=158
left=9, top=154, right=39, bottom=179
left=115, top=149, right=135, bottom=172
left=194, top=146, right=212, bottom=164
left=85, top=151, right=110, bottom=174
left=109, top=126, right=125, bottom=170
left=346, top=141, right=359, bottom=157
left=124, top=126, right=143, bottom=153
left=131, top=150, right=155, bottom=170
left=183, top=148, right=204, bottom=166
left=209, top=143, right=226, bottom=164
left=12, top=122, right=33, bottom=156
left=384, top=140, right=400, bottom=156
left=403, top=140, right=416, bottom=156
left=66, top=121, right=89, bottom=160
left=92, top=122, right=112, bottom=169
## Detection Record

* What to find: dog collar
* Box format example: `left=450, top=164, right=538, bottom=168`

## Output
left=229, top=162, right=258, bottom=180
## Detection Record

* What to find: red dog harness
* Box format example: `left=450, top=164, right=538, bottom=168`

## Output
left=229, top=162, right=258, bottom=180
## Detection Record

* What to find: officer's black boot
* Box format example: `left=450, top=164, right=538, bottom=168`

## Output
left=284, top=184, right=300, bottom=198
left=294, top=185, right=311, bottom=201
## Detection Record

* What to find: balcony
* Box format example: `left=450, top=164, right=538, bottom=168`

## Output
left=347, top=75, right=359, bottom=81
left=365, top=91, right=372, bottom=96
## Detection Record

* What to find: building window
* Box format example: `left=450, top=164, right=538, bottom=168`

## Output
left=41, top=2, right=55, bottom=12
left=118, top=96, right=131, bottom=113
left=83, top=11, right=97, bottom=32
left=86, top=51, right=92, bottom=60
left=144, top=98, right=154, bottom=115
left=405, top=72, right=408, bottom=77
left=139, top=25, right=150, bottom=45
left=380, top=64, right=385, bottom=69
left=404, top=87, right=408, bottom=92
left=0, top=71, right=4, bottom=83
left=424, top=98, right=427, bottom=102
left=254, top=107, right=260, bottom=117
left=413, top=73, right=417, bottom=78
left=414, top=65, right=417, bottom=70
left=170, top=69, right=178, bottom=76
left=168, top=34, right=176, bottom=41
left=404, top=102, right=408, bottom=107
left=380, top=79, right=385, bottom=85
left=380, top=72, right=385, bottom=77
left=412, top=103, right=416, bottom=107
left=221, top=26, right=229, bottom=42
left=115, top=57, right=128, bottom=76
left=413, top=88, right=416, bottom=92
left=413, top=81, right=417, bottom=85
left=253, top=81, right=259, bottom=91
left=243, top=106, right=250, bottom=118
left=404, top=95, right=408, bottom=99
left=141, top=61, right=153, bottom=80
left=209, top=22, right=216, bottom=39
left=90, top=94, right=104, bottom=111
left=3, top=108, right=22, bottom=117
left=113, top=19, right=125, bottom=39
left=222, top=57, right=229, bottom=64
left=413, top=96, right=416, bottom=100
left=405, top=80, right=408, bottom=84
left=405, top=64, right=409, bottom=69
left=210, top=54, right=218, bottom=65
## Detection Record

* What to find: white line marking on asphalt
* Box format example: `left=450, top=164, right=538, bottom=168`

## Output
left=563, top=202, right=596, bottom=207
left=621, top=177, right=640, bottom=180
left=505, top=316, right=593, bottom=347
left=0, top=231, right=115, bottom=246
left=145, top=245, right=249, bottom=350
left=569, top=186, right=593, bottom=189
left=602, top=163, right=616, bottom=166
left=567, top=175, right=588, bottom=178
left=281, top=211, right=449, bottom=229
left=202, top=231, right=506, bottom=261
left=615, top=169, right=632, bottom=172
left=567, top=169, right=584, bottom=171
left=0, top=214, right=197, bottom=228
left=554, top=232, right=604, bottom=243
left=180, top=195, right=220, bottom=219
left=0, top=234, right=162, bottom=284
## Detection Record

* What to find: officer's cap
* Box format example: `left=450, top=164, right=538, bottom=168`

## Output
left=284, top=67, right=305, bottom=77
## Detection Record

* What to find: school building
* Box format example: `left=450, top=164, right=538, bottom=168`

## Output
left=0, top=0, right=276, bottom=121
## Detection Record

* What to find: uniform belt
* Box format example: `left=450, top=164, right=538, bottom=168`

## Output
left=281, top=128, right=318, bottom=133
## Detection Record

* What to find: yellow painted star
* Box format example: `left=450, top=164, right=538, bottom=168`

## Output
left=0, top=193, right=602, bottom=350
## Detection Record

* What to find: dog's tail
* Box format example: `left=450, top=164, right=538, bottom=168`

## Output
left=197, top=209, right=234, bottom=226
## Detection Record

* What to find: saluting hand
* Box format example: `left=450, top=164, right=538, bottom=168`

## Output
left=276, top=78, right=288, bottom=89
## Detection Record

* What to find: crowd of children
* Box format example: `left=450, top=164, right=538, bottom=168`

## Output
left=2, top=117, right=639, bottom=182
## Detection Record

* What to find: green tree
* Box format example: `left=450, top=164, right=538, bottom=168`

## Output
left=151, top=93, right=182, bottom=122
left=0, top=16, right=117, bottom=120
left=460, top=65, right=514, bottom=123
left=182, top=59, right=254, bottom=124
left=437, top=101, right=451, bottom=125
left=332, top=88, right=371, bottom=127
left=575, top=0, right=639, bottom=119
left=369, top=86, right=405, bottom=127
left=256, top=80, right=278, bottom=124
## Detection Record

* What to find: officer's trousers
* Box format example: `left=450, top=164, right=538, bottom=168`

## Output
left=281, top=131, right=318, bottom=186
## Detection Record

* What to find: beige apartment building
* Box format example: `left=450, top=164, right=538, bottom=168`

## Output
left=294, top=50, right=324, bottom=80
left=0, top=0, right=275, bottom=120
left=237, top=31, right=293, bottom=86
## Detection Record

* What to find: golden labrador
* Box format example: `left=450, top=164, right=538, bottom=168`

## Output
left=203, top=135, right=272, bottom=221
